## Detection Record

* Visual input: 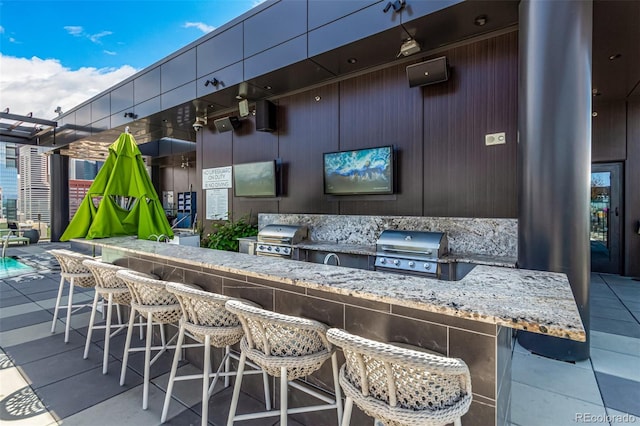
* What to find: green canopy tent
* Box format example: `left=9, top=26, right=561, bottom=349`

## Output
left=60, top=132, right=174, bottom=241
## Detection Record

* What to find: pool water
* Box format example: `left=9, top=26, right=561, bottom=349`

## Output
left=0, top=257, right=35, bottom=279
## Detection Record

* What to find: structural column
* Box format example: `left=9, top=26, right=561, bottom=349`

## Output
left=50, top=153, right=69, bottom=242
left=517, top=0, right=592, bottom=361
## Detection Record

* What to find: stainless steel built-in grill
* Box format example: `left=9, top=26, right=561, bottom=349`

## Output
left=256, top=224, right=308, bottom=259
left=374, top=230, right=448, bottom=278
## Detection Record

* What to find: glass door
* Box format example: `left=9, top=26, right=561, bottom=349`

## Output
left=591, top=163, right=623, bottom=274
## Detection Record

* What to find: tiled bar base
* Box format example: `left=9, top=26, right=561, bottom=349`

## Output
left=100, top=247, right=512, bottom=426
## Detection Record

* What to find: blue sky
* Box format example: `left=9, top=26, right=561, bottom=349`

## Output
left=0, top=0, right=263, bottom=120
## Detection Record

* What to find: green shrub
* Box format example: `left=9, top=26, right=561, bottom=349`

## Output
left=204, top=216, right=257, bottom=252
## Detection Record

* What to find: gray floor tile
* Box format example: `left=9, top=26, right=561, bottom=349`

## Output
left=590, top=330, right=640, bottom=356
left=34, top=359, right=143, bottom=420
left=595, top=372, right=640, bottom=417
left=512, top=351, right=602, bottom=405
left=0, top=301, right=45, bottom=319
left=2, top=329, right=86, bottom=365
left=511, top=382, right=607, bottom=426
left=590, top=316, right=640, bottom=338
left=590, top=347, right=640, bottom=381
left=0, top=294, right=31, bottom=308
left=0, top=321, right=84, bottom=348
left=605, top=408, right=640, bottom=424
left=0, top=310, right=53, bottom=332
left=590, top=306, right=637, bottom=322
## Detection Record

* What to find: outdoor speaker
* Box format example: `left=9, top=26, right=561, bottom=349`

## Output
left=256, top=99, right=276, bottom=132
left=214, top=116, right=240, bottom=133
left=406, top=56, right=449, bottom=88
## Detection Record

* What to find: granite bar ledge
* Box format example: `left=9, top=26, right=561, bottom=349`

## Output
left=74, top=236, right=585, bottom=342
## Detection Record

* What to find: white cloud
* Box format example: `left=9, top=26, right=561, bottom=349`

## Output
left=89, top=30, right=113, bottom=44
left=64, top=25, right=84, bottom=36
left=0, top=26, right=4, bottom=34
left=0, top=54, right=137, bottom=121
left=64, top=26, right=112, bottom=44
left=183, top=22, right=215, bottom=33
left=103, top=50, right=116, bottom=56
left=9, top=37, right=18, bottom=43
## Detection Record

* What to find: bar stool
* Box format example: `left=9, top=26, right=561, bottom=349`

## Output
left=116, top=270, right=194, bottom=410
left=326, top=328, right=472, bottom=426
left=225, top=300, right=343, bottom=426
left=49, top=249, right=97, bottom=343
left=82, top=259, right=149, bottom=375
left=161, top=283, right=271, bottom=426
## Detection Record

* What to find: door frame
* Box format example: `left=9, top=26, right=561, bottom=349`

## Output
left=591, top=162, right=623, bottom=274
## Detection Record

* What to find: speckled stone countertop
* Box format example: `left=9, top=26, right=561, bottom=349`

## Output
left=296, top=241, right=376, bottom=256
left=79, top=237, right=585, bottom=342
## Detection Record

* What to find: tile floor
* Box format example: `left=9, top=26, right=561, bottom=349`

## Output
left=0, top=243, right=638, bottom=426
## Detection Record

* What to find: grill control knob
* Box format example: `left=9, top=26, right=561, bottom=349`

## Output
left=267, top=246, right=272, bottom=251
left=408, top=261, right=415, bottom=267
left=392, top=259, right=400, bottom=265
left=380, top=258, right=386, bottom=264
left=275, top=247, right=280, bottom=252
left=258, top=245, right=265, bottom=250
left=423, top=263, right=432, bottom=270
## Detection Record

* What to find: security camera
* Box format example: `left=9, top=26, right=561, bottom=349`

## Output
left=193, top=117, right=206, bottom=132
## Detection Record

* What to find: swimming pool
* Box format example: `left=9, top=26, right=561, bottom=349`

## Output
left=0, top=257, right=35, bottom=279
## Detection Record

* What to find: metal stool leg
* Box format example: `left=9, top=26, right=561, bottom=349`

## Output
left=226, top=351, right=247, bottom=426
left=120, top=308, right=137, bottom=386
left=51, top=275, right=65, bottom=333
left=331, top=352, right=343, bottom=424
left=103, top=293, right=114, bottom=374
left=161, top=322, right=186, bottom=423
left=64, top=279, right=75, bottom=343
left=84, top=290, right=100, bottom=359
left=280, top=366, right=288, bottom=426
left=341, top=397, right=353, bottom=426
left=142, top=312, right=153, bottom=410
left=201, top=335, right=211, bottom=426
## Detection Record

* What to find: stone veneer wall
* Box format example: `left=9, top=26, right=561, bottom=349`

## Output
left=259, top=214, right=518, bottom=258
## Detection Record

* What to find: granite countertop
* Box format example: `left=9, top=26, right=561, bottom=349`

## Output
left=78, top=237, right=585, bottom=342
left=295, top=241, right=376, bottom=256
left=444, top=253, right=517, bottom=268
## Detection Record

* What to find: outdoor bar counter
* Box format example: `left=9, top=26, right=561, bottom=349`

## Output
left=74, top=236, right=585, bottom=426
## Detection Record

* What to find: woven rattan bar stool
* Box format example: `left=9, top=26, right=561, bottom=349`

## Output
left=116, top=270, right=200, bottom=410
left=161, top=283, right=271, bottom=426
left=82, top=259, right=150, bottom=375
left=326, top=328, right=472, bottom=426
left=225, top=300, right=343, bottom=426
left=49, top=249, right=97, bottom=343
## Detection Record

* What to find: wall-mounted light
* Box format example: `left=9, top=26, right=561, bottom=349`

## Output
left=124, top=112, right=137, bottom=119
left=54, top=106, right=63, bottom=115
left=474, top=15, right=488, bottom=26
left=398, top=38, right=421, bottom=57
left=204, top=78, right=220, bottom=87
left=383, top=0, right=405, bottom=13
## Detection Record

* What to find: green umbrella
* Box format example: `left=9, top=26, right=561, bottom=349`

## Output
left=60, top=132, right=174, bottom=241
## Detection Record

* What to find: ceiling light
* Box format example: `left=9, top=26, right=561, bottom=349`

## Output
left=608, top=53, right=621, bottom=60
left=264, top=85, right=272, bottom=90
left=347, top=58, right=357, bottom=64
left=398, top=38, right=421, bottom=57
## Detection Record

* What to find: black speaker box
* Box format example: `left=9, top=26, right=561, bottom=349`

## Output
left=406, top=56, right=449, bottom=88
left=256, top=99, right=276, bottom=132
left=214, top=116, right=240, bottom=133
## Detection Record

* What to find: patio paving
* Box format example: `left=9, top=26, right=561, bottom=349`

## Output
left=0, top=242, right=638, bottom=425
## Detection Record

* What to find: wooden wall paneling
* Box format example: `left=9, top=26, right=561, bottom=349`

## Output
left=230, top=112, right=280, bottom=222
left=423, top=32, right=518, bottom=218
left=338, top=63, right=424, bottom=216
left=278, top=83, right=340, bottom=214
left=592, top=99, right=627, bottom=162
left=625, top=99, right=640, bottom=277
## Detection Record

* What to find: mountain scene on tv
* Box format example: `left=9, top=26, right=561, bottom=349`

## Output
left=324, top=147, right=392, bottom=194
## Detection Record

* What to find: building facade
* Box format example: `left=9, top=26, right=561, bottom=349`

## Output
left=0, top=142, right=19, bottom=220
left=17, top=145, right=51, bottom=224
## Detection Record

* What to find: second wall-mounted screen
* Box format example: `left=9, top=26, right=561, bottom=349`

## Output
left=233, top=160, right=277, bottom=197
left=323, top=145, right=394, bottom=195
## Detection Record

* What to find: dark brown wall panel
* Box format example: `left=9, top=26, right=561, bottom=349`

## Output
left=423, top=32, right=518, bottom=218
left=338, top=64, right=424, bottom=216
left=592, top=100, right=627, bottom=162
left=230, top=116, right=279, bottom=221
left=200, top=127, right=233, bottom=229
left=625, top=100, right=640, bottom=276
left=278, top=83, right=340, bottom=214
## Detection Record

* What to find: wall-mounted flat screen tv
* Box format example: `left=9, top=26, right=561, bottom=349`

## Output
left=323, top=145, right=394, bottom=195
left=233, top=160, right=277, bottom=197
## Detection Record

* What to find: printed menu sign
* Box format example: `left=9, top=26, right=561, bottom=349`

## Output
left=205, top=189, right=229, bottom=220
